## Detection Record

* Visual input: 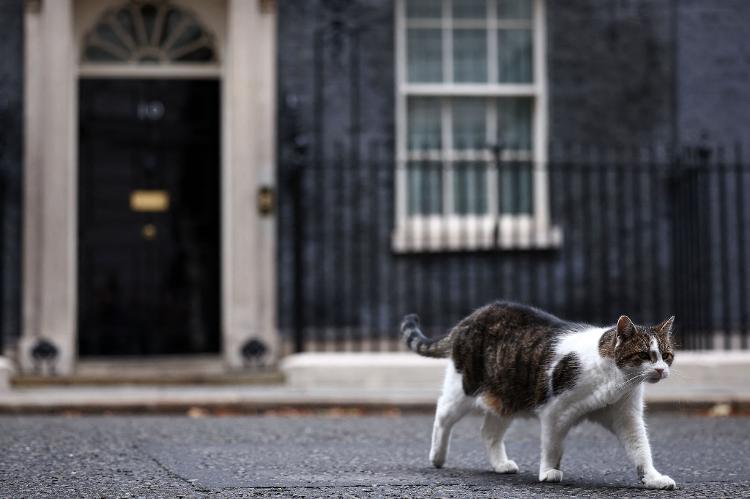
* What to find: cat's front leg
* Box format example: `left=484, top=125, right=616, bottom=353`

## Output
left=538, top=412, right=572, bottom=483
left=617, top=415, right=675, bottom=490
left=597, top=392, right=676, bottom=490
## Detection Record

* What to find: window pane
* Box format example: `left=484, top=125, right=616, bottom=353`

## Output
left=497, top=29, right=533, bottom=82
left=408, top=161, right=443, bottom=215
left=452, top=98, right=486, bottom=150
left=497, top=98, right=532, bottom=150
left=453, top=0, right=486, bottom=19
left=498, top=161, right=533, bottom=214
left=408, top=97, right=442, bottom=150
left=453, top=29, right=487, bottom=83
left=407, top=29, right=443, bottom=83
left=406, top=0, right=442, bottom=19
left=454, top=162, right=488, bottom=215
left=498, top=0, right=533, bottom=19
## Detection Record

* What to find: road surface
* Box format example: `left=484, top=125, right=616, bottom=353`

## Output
left=1, top=414, right=748, bottom=497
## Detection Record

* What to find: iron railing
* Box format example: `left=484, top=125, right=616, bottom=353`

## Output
left=280, top=144, right=750, bottom=353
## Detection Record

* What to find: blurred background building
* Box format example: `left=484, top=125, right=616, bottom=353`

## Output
left=0, top=0, right=749, bottom=377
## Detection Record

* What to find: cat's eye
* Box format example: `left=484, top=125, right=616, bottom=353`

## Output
left=638, top=352, right=651, bottom=361
left=663, top=352, right=673, bottom=362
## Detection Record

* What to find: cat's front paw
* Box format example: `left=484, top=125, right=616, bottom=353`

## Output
left=641, top=473, right=676, bottom=490
left=492, top=460, right=519, bottom=474
left=539, top=468, right=563, bottom=483
left=429, top=449, right=445, bottom=469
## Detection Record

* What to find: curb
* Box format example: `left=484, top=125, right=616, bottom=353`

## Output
left=1, top=400, right=748, bottom=416
left=0, top=401, right=436, bottom=415
left=1, top=389, right=748, bottom=415
left=1, top=352, right=748, bottom=415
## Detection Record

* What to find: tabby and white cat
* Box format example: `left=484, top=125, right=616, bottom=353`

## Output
left=401, top=301, right=676, bottom=490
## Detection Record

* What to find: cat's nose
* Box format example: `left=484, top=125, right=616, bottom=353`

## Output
left=655, top=368, right=664, bottom=377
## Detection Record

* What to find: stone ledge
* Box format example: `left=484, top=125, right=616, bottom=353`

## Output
left=0, top=352, right=747, bottom=415
left=281, top=352, right=447, bottom=390
left=280, top=352, right=750, bottom=390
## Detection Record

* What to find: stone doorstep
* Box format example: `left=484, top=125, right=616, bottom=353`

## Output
left=280, top=351, right=750, bottom=391
left=12, top=356, right=285, bottom=386
left=0, top=356, right=13, bottom=391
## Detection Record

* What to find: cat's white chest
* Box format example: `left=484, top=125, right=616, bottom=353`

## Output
left=584, top=366, right=629, bottom=408
left=549, top=328, right=631, bottom=412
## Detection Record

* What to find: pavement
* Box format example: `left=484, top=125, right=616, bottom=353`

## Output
left=1, top=352, right=749, bottom=414
left=1, top=382, right=750, bottom=416
left=1, top=414, right=748, bottom=497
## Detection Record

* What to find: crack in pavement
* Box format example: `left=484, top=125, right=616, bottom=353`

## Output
left=133, top=441, right=213, bottom=494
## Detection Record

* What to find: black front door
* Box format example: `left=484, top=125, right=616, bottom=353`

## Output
left=78, top=79, right=220, bottom=356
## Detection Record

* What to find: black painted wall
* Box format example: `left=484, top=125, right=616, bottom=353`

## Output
left=547, top=0, right=674, bottom=146
left=277, top=0, right=398, bottom=341
left=0, top=0, right=23, bottom=352
left=677, top=0, right=750, bottom=146
left=276, top=0, right=749, bottom=348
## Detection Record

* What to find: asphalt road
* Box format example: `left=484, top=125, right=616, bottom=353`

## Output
left=0, top=414, right=748, bottom=498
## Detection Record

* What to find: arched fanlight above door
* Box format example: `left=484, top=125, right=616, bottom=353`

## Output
left=81, top=0, right=218, bottom=64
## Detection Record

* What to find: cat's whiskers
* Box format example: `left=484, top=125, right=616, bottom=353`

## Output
left=615, top=372, right=648, bottom=393
left=667, top=369, right=693, bottom=381
left=620, top=372, right=647, bottom=387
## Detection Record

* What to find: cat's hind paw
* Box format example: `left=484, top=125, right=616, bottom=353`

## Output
left=492, top=460, right=519, bottom=474
left=539, top=468, right=563, bottom=482
left=642, top=473, right=676, bottom=490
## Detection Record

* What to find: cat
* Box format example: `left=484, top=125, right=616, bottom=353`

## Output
left=401, top=301, right=676, bottom=490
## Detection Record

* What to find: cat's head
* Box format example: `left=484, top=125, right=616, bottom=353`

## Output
left=613, top=315, right=674, bottom=383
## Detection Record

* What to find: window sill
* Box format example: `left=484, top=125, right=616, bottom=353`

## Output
left=391, top=216, right=562, bottom=253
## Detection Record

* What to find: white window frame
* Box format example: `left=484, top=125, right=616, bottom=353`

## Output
left=393, top=0, right=561, bottom=252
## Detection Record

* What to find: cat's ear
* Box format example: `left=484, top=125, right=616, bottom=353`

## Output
left=616, top=315, right=636, bottom=338
left=656, top=316, right=675, bottom=336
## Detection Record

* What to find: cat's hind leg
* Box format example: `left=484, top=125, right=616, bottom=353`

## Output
left=430, top=362, right=473, bottom=468
left=481, top=412, right=518, bottom=473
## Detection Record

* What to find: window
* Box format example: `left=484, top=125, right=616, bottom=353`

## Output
left=81, top=1, right=217, bottom=65
left=394, top=0, right=559, bottom=251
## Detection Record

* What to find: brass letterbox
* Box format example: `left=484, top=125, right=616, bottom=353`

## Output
left=130, top=190, right=170, bottom=212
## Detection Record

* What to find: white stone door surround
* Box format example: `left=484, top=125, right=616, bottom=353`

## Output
left=21, top=0, right=277, bottom=374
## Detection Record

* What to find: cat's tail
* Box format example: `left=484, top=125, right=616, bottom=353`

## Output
left=401, top=314, right=452, bottom=358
